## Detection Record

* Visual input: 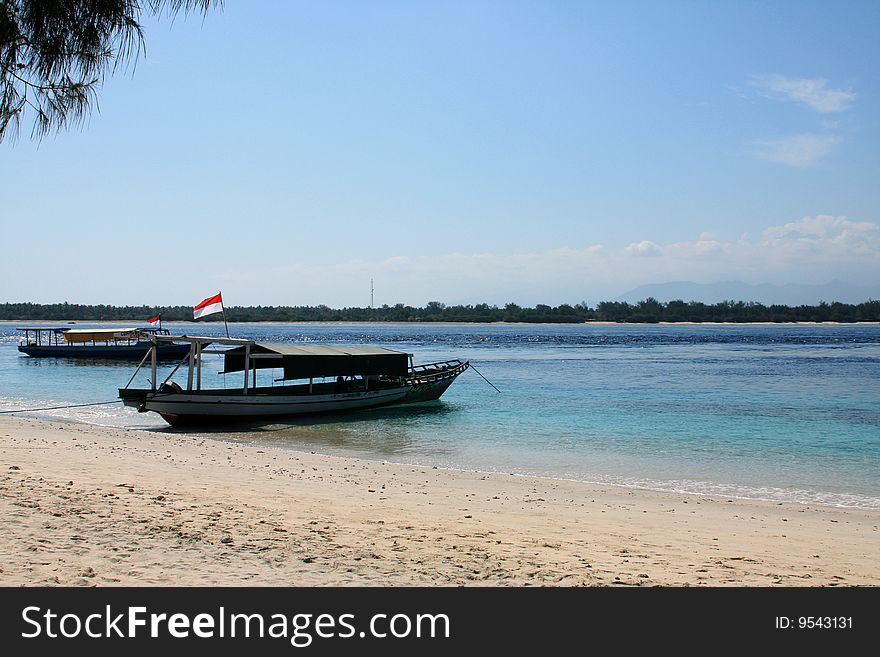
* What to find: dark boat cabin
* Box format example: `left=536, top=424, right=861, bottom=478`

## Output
left=221, top=343, right=411, bottom=383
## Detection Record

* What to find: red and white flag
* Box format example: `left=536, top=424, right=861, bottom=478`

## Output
left=147, top=314, right=161, bottom=325
left=193, top=292, right=224, bottom=320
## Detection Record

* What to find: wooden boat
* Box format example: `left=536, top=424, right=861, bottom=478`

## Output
left=119, top=335, right=469, bottom=426
left=17, top=326, right=191, bottom=359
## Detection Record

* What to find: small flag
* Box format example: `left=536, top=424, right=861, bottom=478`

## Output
left=194, top=292, right=224, bottom=320
left=148, top=315, right=161, bottom=325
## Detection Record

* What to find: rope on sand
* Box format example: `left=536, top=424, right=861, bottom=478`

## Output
left=0, top=400, right=122, bottom=414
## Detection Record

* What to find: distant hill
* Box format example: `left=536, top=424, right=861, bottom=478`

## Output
left=614, top=281, right=880, bottom=305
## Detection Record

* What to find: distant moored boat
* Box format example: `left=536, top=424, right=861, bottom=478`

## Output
left=17, top=326, right=191, bottom=360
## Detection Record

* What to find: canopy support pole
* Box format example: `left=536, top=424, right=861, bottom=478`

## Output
left=187, top=345, right=195, bottom=391
left=243, top=345, right=250, bottom=395
left=125, top=349, right=152, bottom=390
left=150, top=343, right=157, bottom=392
left=196, top=343, right=202, bottom=391
left=160, top=352, right=191, bottom=388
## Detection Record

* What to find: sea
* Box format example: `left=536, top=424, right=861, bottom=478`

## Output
left=1, top=321, right=878, bottom=510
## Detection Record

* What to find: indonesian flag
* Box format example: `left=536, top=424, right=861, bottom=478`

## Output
left=147, top=315, right=161, bottom=325
left=193, top=292, right=224, bottom=319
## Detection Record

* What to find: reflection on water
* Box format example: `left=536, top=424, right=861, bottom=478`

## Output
left=180, top=402, right=458, bottom=459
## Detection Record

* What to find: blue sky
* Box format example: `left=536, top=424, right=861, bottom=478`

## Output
left=1, top=0, right=878, bottom=306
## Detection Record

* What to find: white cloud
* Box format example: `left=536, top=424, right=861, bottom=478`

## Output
left=231, top=215, right=880, bottom=306
left=752, top=133, right=840, bottom=167
left=692, top=239, right=723, bottom=254
left=760, top=215, right=880, bottom=256
left=624, top=240, right=662, bottom=257
left=750, top=75, right=856, bottom=113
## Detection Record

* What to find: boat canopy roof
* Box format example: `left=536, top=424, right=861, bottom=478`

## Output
left=62, top=328, right=142, bottom=343
left=16, top=327, right=70, bottom=332
left=222, top=343, right=410, bottom=380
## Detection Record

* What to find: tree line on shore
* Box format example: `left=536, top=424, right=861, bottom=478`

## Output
left=2, top=298, right=879, bottom=323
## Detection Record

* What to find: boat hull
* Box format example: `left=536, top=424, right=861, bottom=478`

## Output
left=119, top=362, right=467, bottom=426
left=19, top=343, right=191, bottom=359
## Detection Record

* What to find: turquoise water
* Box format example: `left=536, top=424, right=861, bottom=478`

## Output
left=1, top=321, right=879, bottom=509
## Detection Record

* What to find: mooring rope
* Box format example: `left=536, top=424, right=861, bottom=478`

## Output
left=468, top=362, right=502, bottom=393
left=0, top=400, right=123, bottom=414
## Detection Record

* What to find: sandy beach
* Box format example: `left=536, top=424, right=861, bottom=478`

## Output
left=0, top=414, right=877, bottom=587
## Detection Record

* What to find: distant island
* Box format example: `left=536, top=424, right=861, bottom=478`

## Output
left=2, top=299, right=879, bottom=323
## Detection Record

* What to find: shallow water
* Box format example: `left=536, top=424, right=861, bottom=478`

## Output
left=2, top=321, right=878, bottom=509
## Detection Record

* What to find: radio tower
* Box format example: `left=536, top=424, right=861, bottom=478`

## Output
left=370, top=278, right=374, bottom=309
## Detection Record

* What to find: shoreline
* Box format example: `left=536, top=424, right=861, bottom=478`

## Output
left=2, top=415, right=877, bottom=586
left=3, top=319, right=879, bottom=327
left=8, top=408, right=878, bottom=511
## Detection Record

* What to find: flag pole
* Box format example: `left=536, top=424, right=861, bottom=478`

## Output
left=221, top=305, right=230, bottom=338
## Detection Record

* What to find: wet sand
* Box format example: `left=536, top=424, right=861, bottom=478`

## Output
left=1, top=415, right=877, bottom=586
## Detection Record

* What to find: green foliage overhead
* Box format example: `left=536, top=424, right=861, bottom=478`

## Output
left=0, top=0, right=221, bottom=142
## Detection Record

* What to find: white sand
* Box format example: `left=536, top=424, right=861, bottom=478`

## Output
left=1, top=415, right=877, bottom=586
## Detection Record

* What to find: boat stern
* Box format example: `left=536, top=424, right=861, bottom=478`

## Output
left=118, top=387, right=150, bottom=411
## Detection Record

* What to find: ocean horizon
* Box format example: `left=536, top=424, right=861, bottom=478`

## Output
left=2, top=321, right=878, bottom=510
